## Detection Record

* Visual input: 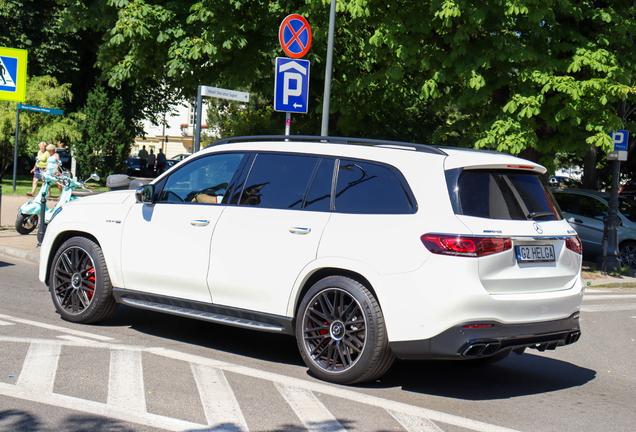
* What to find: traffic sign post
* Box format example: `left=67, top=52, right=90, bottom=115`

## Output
left=601, top=129, right=631, bottom=273
left=18, top=104, right=64, bottom=116
left=0, top=47, right=27, bottom=102
left=276, top=15, right=311, bottom=135
left=194, top=85, right=250, bottom=152
left=274, top=58, right=310, bottom=115
left=12, top=103, right=64, bottom=191
left=279, top=14, right=312, bottom=59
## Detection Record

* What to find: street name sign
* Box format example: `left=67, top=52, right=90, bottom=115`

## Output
left=279, top=14, right=312, bottom=59
left=0, top=47, right=27, bottom=102
left=19, top=104, right=63, bottom=116
left=201, top=86, right=249, bottom=103
left=274, top=57, right=310, bottom=114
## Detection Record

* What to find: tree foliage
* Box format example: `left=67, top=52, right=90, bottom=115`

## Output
left=0, top=76, right=78, bottom=181
left=52, top=0, right=636, bottom=174
left=74, top=86, right=135, bottom=180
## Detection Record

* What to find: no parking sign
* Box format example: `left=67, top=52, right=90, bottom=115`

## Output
left=279, top=14, right=312, bottom=58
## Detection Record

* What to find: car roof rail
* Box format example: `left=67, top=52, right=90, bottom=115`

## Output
left=207, top=135, right=448, bottom=156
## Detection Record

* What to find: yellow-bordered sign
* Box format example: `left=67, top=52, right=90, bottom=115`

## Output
left=0, top=47, right=28, bottom=102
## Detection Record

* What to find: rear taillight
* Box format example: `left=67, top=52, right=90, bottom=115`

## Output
left=566, top=236, right=582, bottom=255
left=421, top=234, right=512, bottom=257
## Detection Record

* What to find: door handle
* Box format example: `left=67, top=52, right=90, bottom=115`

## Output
left=190, top=219, right=210, bottom=227
left=289, top=227, right=311, bottom=235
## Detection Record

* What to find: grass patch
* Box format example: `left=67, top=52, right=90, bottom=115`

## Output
left=0, top=175, right=33, bottom=196
left=589, top=283, right=636, bottom=288
left=582, top=260, right=632, bottom=278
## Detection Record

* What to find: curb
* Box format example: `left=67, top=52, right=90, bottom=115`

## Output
left=0, top=244, right=40, bottom=263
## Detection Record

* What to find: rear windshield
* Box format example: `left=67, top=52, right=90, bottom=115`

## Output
left=449, top=169, right=563, bottom=221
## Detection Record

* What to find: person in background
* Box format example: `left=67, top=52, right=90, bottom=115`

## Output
left=27, top=141, right=48, bottom=196
left=46, top=144, right=63, bottom=194
left=156, top=148, right=166, bottom=175
left=147, top=149, right=156, bottom=177
left=138, top=145, right=148, bottom=176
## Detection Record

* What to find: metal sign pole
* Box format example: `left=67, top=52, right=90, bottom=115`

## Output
left=13, top=104, right=21, bottom=191
left=285, top=112, right=291, bottom=136
left=195, top=86, right=203, bottom=153
left=320, top=0, right=337, bottom=137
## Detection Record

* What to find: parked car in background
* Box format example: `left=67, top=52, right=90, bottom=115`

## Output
left=549, top=175, right=580, bottom=188
left=39, top=136, right=583, bottom=384
left=171, top=153, right=192, bottom=162
left=552, top=188, right=636, bottom=268
left=126, top=157, right=177, bottom=177
left=56, top=148, right=71, bottom=170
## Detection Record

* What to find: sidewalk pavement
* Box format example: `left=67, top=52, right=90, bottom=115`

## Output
left=0, top=193, right=47, bottom=262
left=2, top=192, right=636, bottom=287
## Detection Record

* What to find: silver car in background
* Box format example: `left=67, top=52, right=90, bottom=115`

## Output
left=552, top=188, right=636, bottom=269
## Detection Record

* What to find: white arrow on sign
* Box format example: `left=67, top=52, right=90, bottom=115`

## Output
left=293, top=103, right=303, bottom=108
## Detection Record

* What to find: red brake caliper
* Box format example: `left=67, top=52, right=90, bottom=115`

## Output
left=86, top=268, right=95, bottom=300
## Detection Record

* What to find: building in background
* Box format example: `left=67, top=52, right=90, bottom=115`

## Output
left=133, top=101, right=214, bottom=159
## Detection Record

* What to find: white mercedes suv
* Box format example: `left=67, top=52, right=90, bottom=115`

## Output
left=39, top=136, right=584, bottom=384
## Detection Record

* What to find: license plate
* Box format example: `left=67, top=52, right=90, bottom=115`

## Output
left=516, top=245, right=555, bottom=262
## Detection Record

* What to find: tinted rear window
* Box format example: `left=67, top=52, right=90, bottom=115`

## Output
left=335, top=159, right=415, bottom=214
left=453, top=170, right=562, bottom=221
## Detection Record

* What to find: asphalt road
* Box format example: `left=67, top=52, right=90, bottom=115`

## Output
left=0, top=253, right=634, bottom=432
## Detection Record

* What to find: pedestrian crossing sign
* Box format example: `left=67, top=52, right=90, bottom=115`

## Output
left=0, top=47, right=27, bottom=102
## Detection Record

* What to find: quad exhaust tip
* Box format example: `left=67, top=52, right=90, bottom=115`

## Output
left=462, top=341, right=501, bottom=357
left=461, top=330, right=581, bottom=358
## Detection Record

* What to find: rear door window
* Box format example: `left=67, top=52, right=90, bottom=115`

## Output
left=453, top=169, right=562, bottom=221
left=334, top=159, right=415, bottom=214
left=236, top=153, right=321, bottom=209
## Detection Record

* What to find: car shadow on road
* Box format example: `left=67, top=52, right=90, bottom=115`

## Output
left=102, top=305, right=304, bottom=366
left=359, top=354, right=596, bottom=400
left=101, top=307, right=596, bottom=399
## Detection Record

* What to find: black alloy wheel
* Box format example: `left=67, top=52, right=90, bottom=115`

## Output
left=50, top=237, right=118, bottom=323
left=296, top=276, right=394, bottom=384
left=620, top=241, right=636, bottom=270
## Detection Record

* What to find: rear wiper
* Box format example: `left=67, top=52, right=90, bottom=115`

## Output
left=527, top=211, right=553, bottom=220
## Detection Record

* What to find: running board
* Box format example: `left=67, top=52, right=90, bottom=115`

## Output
left=120, top=298, right=286, bottom=332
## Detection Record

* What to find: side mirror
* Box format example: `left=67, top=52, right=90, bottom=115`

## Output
left=135, top=184, right=154, bottom=204
left=90, top=173, right=100, bottom=182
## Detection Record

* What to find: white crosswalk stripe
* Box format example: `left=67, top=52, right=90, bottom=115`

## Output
left=17, top=342, right=60, bottom=393
left=583, top=294, right=636, bottom=300
left=108, top=347, right=146, bottom=412
left=580, top=302, right=636, bottom=312
left=191, top=363, right=249, bottom=431
left=388, top=410, right=445, bottom=432
left=276, top=383, right=346, bottom=432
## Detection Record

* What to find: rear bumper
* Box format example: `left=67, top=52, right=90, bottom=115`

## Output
left=389, top=312, right=581, bottom=360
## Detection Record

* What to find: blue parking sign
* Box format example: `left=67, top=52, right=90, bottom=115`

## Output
left=612, top=130, right=629, bottom=151
left=274, top=57, right=310, bottom=114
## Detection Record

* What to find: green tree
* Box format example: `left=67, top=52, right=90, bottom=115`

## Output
left=0, top=76, right=78, bottom=181
left=75, top=86, right=135, bottom=180
left=57, top=1, right=636, bottom=176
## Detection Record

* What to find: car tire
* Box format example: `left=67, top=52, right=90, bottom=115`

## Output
left=296, top=276, right=394, bottom=384
left=49, top=237, right=118, bottom=324
left=619, top=241, right=636, bottom=270
left=15, top=213, right=38, bottom=235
